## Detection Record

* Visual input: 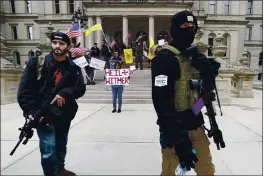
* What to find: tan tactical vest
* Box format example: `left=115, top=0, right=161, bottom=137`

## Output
left=161, top=45, right=200, bottom=111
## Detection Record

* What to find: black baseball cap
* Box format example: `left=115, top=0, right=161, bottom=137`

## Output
left=50, top=32, right=71, bottom=45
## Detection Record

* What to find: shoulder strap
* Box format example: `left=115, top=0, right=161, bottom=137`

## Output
left=37, top=55, right=46, bottom=80
left=160, top=45, right=184, bottom=81
left=161, top=45, right=181, bottom=57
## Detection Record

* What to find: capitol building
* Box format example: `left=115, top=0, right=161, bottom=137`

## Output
left=0, top=0, right=263, bottom=80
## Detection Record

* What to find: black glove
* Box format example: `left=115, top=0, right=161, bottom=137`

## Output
left=174, top=136, right=198, bottom=171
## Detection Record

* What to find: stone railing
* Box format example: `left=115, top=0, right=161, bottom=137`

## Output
left=244, top=40, right=263, bottom=46
left=88, top=0, right=192, bottom=3
left=205, top=14, right=246, bottom=22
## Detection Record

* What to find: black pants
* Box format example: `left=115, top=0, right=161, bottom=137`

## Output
left=148, top=59, right=151, bottom=68
left=103, top=56, right=110, bottom=69
left=84, top=66, right=95, bottom=82
left=135, top=57, right=143, bottom=70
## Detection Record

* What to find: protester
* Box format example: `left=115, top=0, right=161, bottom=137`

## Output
left=111, top=62, right=124, bottom=113
left=90, top=43, right=100, bottom=58
left=101, top=42, right=112, bottom=69
left=135, top=42, right=144, bottom=70
left=17, top=32, right=86, bottom=176
left=151, top=10, right=215, bottom=175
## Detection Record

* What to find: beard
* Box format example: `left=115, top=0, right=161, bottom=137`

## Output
left=52, top=48, right=68, bottom=56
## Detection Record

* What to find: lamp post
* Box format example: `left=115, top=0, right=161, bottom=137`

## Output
left=71, top=7, right=87, bottom=47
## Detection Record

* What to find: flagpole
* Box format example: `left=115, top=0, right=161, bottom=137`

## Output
left=78, top=20, right=83, bottom=47
left=100, top=25, right=111, bottom=53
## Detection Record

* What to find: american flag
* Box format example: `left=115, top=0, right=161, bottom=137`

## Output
left=126, top=29, right=132, bottom=40
left=70, top=47, right=89, bottom=57
left=66, top=23, right=81, bottom=39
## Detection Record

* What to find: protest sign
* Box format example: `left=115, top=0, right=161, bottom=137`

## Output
left=129, top=66, right=136, bottom=76
left=89, top=57, right=106, bottom=70
left=143, top=51, right=148, bottom=57
left=105, top=69, right=130, bottom=85
left=73, top=56, right=88, bottom=68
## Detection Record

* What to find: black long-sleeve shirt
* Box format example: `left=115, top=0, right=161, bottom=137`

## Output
left=151, top=50, right=181, bottom=134
left=151, top=48, right=204, bottom=144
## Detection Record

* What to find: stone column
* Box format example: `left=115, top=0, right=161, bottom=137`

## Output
left=122, top=16, right=128, bottom=46
left=149, top=16, right=155, bottom=42
left=87, top=16, right=94, bottom=49
left=96, top=16, right=102, bottom=48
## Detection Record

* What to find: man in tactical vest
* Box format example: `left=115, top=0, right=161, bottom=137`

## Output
left=17, top=32, right=86, bottom=176
left=151, top=11, right=215, bottom=175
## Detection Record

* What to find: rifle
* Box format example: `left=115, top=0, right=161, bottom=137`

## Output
left=185, top=45, right=226, bottom=150
left=10, top=70, right=73, bottom=156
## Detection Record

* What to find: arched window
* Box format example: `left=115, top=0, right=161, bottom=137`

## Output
left=28, top=50, right=34, bottom=59
left=13, top=50, right=21, bottom=66
left=223, top=33, right=231, bottom=58
left=208, top=33, right=216, bottom=56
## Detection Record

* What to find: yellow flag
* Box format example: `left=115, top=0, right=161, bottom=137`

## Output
left=123, top=49, right=133, bottom=64
left=85, top=24, right=102, bottom=36
left=148, top=38, right=155, bottom=60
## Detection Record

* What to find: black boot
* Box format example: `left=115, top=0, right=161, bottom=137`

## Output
left=112, top=109, right=116, bottom=113
left=57, top=169, right=76, bottom=176
left=117, top=109, right=121, bottom=113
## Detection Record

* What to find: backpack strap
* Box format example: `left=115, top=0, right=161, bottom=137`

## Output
left=37, top=55, right=46, bottom=80
left=161, top=45, right=181, bottom=57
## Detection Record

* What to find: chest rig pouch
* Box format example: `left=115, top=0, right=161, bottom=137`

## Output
left=161, top=45, right=200, bottom=112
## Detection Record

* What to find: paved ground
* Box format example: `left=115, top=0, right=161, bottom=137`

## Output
left=1, top=90, right=262, bottom=175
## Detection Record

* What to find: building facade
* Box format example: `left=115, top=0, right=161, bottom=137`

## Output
left=0, top=0, right=262, bottom=80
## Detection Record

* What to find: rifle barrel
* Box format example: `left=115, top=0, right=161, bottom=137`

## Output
left=10, top=132, right=26, bottom=156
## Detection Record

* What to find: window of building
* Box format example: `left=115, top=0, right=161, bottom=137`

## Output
left=247, top=0, right=253, bottom=14
left=259, top=52, right=263, bottom=66
left=55, top=0, right=60, bottom=14
left=257, top=73, right=262, bottom=80
left=25, top=1, right=31, bottom=13
left=11, top=26, right=18, bottom=40
left=209, top=0, right=216, bottom=14
left=261, top=25, right=263, bottom=41
left=224, top=1, right=230, bottom=15
left=208, top=38, right=214, bottom=56
left=13, top=51, right=21, bottom=66
left=10, top=0, right=15, bottom=13
left=26, top=26, right=33, bottom=39
left=69, top=0, right=74, bottom=14
left=245, top=27, right=252, bottom=40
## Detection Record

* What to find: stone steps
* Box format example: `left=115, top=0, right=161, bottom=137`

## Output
left=80, top=70, right=152, bottom=103
left=77, top=98, right=153, bottom=104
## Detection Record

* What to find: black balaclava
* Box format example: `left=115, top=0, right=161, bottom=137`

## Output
left=170, top=10, right=198, bottom=52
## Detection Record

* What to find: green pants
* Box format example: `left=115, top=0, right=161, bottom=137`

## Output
left=161, top=127, right=215, bottom=176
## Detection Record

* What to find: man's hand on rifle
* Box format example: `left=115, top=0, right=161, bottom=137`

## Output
left=50, top=95, right=65, bottom=107
left=28, top=115, right=44, bottom=123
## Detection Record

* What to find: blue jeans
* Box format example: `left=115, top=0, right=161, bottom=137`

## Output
left=36, top=120, right=71, bottom=176
left=112, top=87, right=123, bottom=110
